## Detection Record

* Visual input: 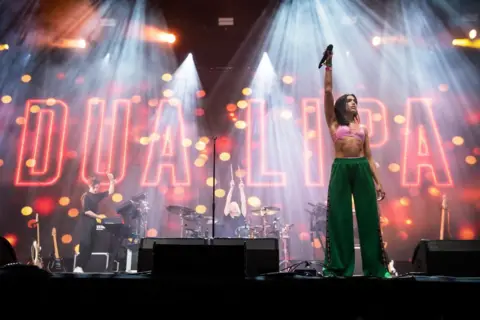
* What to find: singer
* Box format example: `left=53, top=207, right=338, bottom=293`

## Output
left=320, top=46, right=391, bottom=278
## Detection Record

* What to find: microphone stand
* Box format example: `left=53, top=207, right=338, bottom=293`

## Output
left=211, top=136, right=217, bottom=239
left=309, top=210, right=315, bottom=260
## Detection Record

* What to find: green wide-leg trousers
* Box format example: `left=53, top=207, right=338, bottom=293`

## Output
left=323, top=157, right=391, bottom=278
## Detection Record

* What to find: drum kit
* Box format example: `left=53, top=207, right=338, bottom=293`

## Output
left=166, top=204, right=294, bottom=266
left=166, top=205, right=218, bottom=239
left=237, top=206, right=293, bottom=239
left=166, top=205, right=293, bottom=240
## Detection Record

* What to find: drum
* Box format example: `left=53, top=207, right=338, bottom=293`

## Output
left=235, top=226, right=256, bottom=238
left=184, top=228, right=201, bottom=238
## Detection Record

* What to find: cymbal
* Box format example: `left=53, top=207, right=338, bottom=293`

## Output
left=251, top=206, right=280, bottom=216
left=204, top=216, right=218, bottom=224
left=166, top=205, right=195, bottom=215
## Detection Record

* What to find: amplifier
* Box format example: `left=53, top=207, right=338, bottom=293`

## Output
left=212, top=238, right=279, bottom=277
left=138, top=238, right=207, bottom=272
left=91, top=226, right=113, bottom=252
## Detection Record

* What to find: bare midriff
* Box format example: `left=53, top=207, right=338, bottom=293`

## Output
left=331, top=129, right=365, bottom=158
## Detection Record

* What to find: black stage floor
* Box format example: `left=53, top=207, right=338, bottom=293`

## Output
left=0, top=265, right=478, bottom=318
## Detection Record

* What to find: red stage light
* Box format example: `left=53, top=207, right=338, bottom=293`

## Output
left=357, top=98, right=389, bottom=148
left=246, top=99, right=287, bottom=187
left=141, top=99, right=191, bottom=187
left=401, top=98, right=453, bottom=187
left=15, top=99, right=68, bottom=186
left=33, top=197, right=55, bottom=216
left=80, top=98, right=131, bottom=186
left=301, top=98, right=325, bottom=187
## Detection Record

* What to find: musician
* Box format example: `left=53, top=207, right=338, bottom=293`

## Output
left=321, top=46, right=391, bottom=278
left=223, top=179, right=247, bottom=237
left=74, top=173, right=115, bottom=273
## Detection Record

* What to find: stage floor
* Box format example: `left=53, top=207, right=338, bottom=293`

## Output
left=1, top=266, right=477, bottom=318
left=1, top=265, right=479, bottom=290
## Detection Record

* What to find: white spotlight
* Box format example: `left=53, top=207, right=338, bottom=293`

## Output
left=371, top=36, right=381, bottom=46
left=469, top=29, right=477, bottom=40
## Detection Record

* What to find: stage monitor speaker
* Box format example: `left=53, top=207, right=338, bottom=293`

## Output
left=138, top=238, right=207, bottom=272
left=152, top=243, right=245, bottom=278
left=212, top=238, right=279, bottom=277
left=412, top=239, right=480, bottom=277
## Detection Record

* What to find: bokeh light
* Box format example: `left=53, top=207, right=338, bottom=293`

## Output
left=21, top=206, right=33, bottom=216
left=0, top=1, right=479, bottom=267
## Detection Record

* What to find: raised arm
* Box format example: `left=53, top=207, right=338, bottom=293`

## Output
left=323, top=52, right=335, bottom=128
left=224, top=180, right=235, bottom=215
left=106, top=173, right=115, bottom=195
left=239, top=181, right=247, bottom=217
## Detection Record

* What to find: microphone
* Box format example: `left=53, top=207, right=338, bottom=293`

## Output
left=318, top=44, right=333, bottom=69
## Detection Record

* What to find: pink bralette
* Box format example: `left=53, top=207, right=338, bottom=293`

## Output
left=334, top=125, right=366, bottom=142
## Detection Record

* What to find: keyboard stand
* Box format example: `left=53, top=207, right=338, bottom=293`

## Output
left=126, top=249, right=137, bottom=273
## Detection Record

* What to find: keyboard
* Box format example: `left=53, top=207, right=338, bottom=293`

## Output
left=102, top=217, right=124, bottom=225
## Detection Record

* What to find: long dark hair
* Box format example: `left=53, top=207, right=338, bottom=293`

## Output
left=334, top=94, right=360, bottom=125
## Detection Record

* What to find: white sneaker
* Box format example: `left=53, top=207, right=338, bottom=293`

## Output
left=73, top=267, right=84, bottom=273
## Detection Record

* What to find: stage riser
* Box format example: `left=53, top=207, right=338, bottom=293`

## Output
left=138, top=237, right=279, bottom=277
left=2, top=267, right=480, bottom=317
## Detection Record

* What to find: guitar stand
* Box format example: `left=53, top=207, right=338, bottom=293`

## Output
left=310, top=208, right=326, bottom=262
left=279, top=236, right=291, bottom=270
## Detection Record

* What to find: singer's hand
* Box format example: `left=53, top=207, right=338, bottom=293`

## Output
left=376, top=184, right=385, bottom=201
left=319, top=44, right=334, bottom=69
left=239, top=181, right=244, bottom=189
left=324, top=50, right=333, bottom=69
left=326, top=52, right=333, bottom=63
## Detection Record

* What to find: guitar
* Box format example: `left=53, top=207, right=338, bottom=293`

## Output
left=440, top=194, right=448, bottom=240
left=47, top=227, right=66, bottom=272
left=30, top=213, right=43, bottom=268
